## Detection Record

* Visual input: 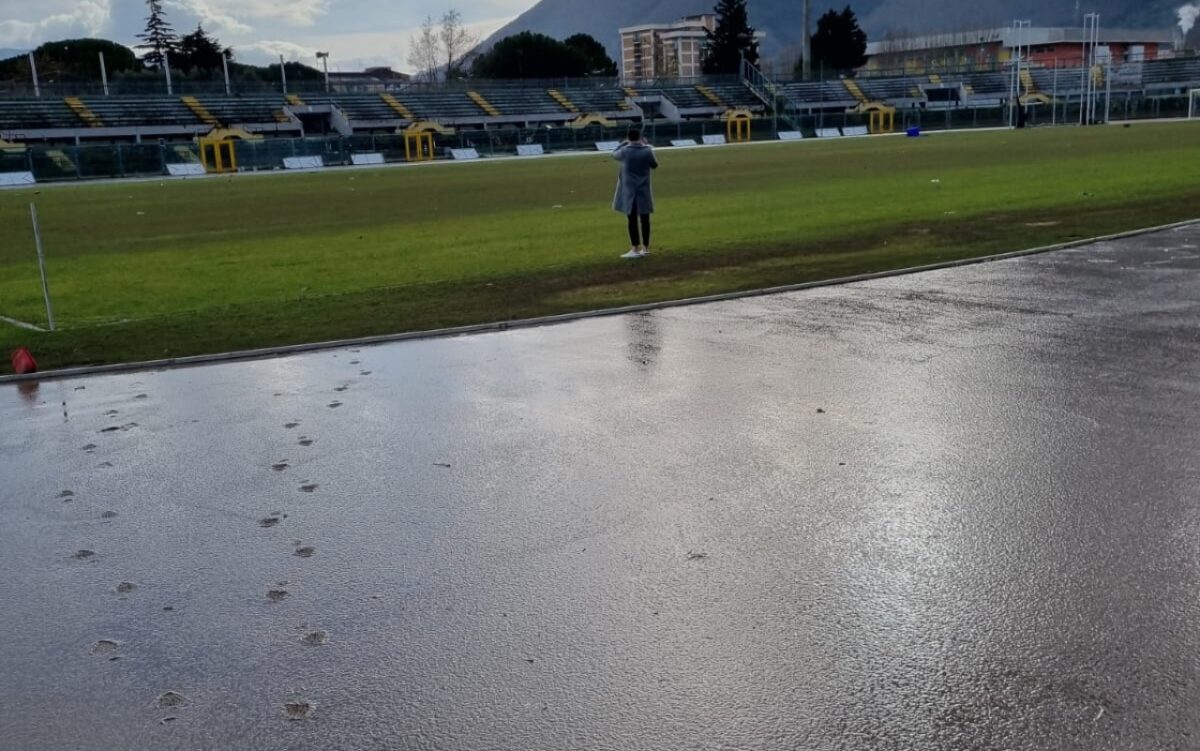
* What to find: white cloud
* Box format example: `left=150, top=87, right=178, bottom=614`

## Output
left=0, top=0, right=112, bottom=47
left=166, top=0, right=252, bottom=35
left=174, top=0, right=329, bottom=29
left=237, top=39, right=320, bottom=64
left=279, top=15, right=512, bottom=73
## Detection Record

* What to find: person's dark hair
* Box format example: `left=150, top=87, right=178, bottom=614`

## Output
left=627, top=128, right=641, bottom=142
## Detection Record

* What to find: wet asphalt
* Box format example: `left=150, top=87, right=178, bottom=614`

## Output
left=4, top=225, right=1200, bottom=750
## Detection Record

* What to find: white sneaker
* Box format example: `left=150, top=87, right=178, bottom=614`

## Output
left=639, top=247, right=650, bottom=256
left=621, top=248, right=643, bottom=259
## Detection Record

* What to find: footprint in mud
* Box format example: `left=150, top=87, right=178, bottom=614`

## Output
left=73, top=549, right=96, bottom=560
left=298, top=438, right=314, bottom=447
left=283, top=700, right=314, bottom=720
left=327, top=401, right=342, bottom=409
left=299, top=484, right=318, bottom=493
left=100, top=426, right=121, bottom=433
left=58, top=490, right=75, bottom=500
left=294, top=546, right=315, bottom=558
left=115, top=582, right=136, bottom=594
left=91, top=639, right=120, bottom=655
left=104, top=410, right=119, bottom=416
left=259, top=517, right=281, bottom=528
left=96, top=462, right=114, bottom=469
left=157, top=691, right=186, bottom=709
left=81, top=443, right=97, bottom=452
left=334, top=386, right=349, bottom=393
left=300, top=630, right=327, bottom=646
left=359, top=371, right=372, bottom=377
left=266, top=589, right=290, bottom=603
left=134, top=394, right=149, bottom=400
left=100, top=511, right=118, bottom=520
left=271, top=462, right=289, bottom=472
left=284, top=422, right=300, bottom=429
left=349, top=360, right=361, bottom=365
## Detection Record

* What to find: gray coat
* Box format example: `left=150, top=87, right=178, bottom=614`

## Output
left=611, top=141, right=658, bottom=215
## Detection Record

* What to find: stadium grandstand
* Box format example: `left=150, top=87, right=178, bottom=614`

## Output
left=3, top=56, right=1200, bottom=144
left=2, top=56, right=1200, bottom=183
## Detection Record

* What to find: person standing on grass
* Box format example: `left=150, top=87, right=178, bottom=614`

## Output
left=612, top=128, right=658, bottom=259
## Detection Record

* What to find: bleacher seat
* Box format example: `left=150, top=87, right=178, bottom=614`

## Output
left=561, top=85, right=628, bottom=113
left=1143, top=58, right=1200, bottom=87
left=0, top=98, right=81, bottom=130
left=82, top=97, right=201, bottom=127
left=198, top=96, right=285, bottom=124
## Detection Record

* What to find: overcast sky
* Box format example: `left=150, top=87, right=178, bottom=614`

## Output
left=0, top=0, right=532, bottom=71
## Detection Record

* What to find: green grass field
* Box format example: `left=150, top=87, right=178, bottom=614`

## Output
left=2, top=122, right=1199, bottom=371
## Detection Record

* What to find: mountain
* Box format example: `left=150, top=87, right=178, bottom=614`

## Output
left=482, top=0, right=1184, bottom=61
left=0, top=49, right=29, bottom=61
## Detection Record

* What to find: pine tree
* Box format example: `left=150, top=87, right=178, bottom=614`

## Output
left=810, top=6, right=868, bottom=75
left=137, top=0, right=178, bottom=70
left=702, top=0, right=759, bottom=75
left=177, top=25, right=229, bottom=72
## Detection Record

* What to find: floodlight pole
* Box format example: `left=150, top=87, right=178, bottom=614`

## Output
left=28, top=52, right=40, bottom=98
left=1081, top=13, right=1100, bottom=125
left=29, top=203, right=55, bottom=332
left=1009, top=20, right=1030, bottom=128
left=164, top=49, right=174, bottom=95
left=1052, top=59, right=1058, bottom=125
left=99, top=52, right=109, bottom=96
left=801, top=0, right=811, bottom=81
left=1104, top=59, right=1112, bottom=123
left=280, top=55, right=288, bottom=93
left=222, top=54, right=231, bottom=95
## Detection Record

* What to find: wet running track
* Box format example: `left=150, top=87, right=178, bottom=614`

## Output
left=4, top=225, right=1200, bottom=750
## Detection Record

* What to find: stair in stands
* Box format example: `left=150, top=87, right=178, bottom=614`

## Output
left=928, top=74, right=942, bottom=85
left=380, top=92, right=414, bottom=119
left=181, top=96, right=220, bottom=126
left=274, top=110, right=292, bottom=123
left=467, top=91, right=501, bottom=117
left=547, top=89, right=579, bottom=113
left=286, top=94, right=306, bottom=106
left=695, top=84, right=726, bottom=107
left=619, top=87, right=638, bottom=110
left=64, top=97, right=102, bottom=128
left=1020, top=69, right=1036, bottom=94
left=842, top=79, right=868, bottom=104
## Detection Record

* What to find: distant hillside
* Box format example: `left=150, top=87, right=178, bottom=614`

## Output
left=0, top=49, right=28, bottom=61
left=482, top=0, right=1184, bottom=61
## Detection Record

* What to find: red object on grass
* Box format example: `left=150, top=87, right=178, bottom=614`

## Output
left=11, top=347, right=37, bottom=375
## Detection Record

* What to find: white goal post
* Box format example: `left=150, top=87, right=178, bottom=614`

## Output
left=1190, top=89, right=1200, bottom=119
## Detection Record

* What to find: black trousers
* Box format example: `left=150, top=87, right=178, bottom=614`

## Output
left=627, top=199, right=651, bottom=247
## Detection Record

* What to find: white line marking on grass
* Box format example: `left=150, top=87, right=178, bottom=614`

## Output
left=0, top=315, right=46, bottom=332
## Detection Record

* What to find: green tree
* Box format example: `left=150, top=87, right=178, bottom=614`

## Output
left=137, top=0, right=178, bottom=69
left=176, top=25, right=230, bottom=72
left=810, top=6, right=868, bottom=75
left=563, top=33, right=617, bottom=76
left=702, top=0, right=758, bottom=75
left=471, top=32, right=589, bottom=79
left=2, top=39, right=139, bottom=81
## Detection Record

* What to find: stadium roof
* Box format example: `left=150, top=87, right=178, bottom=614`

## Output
left=866, top=27, right=1177, bottom=56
